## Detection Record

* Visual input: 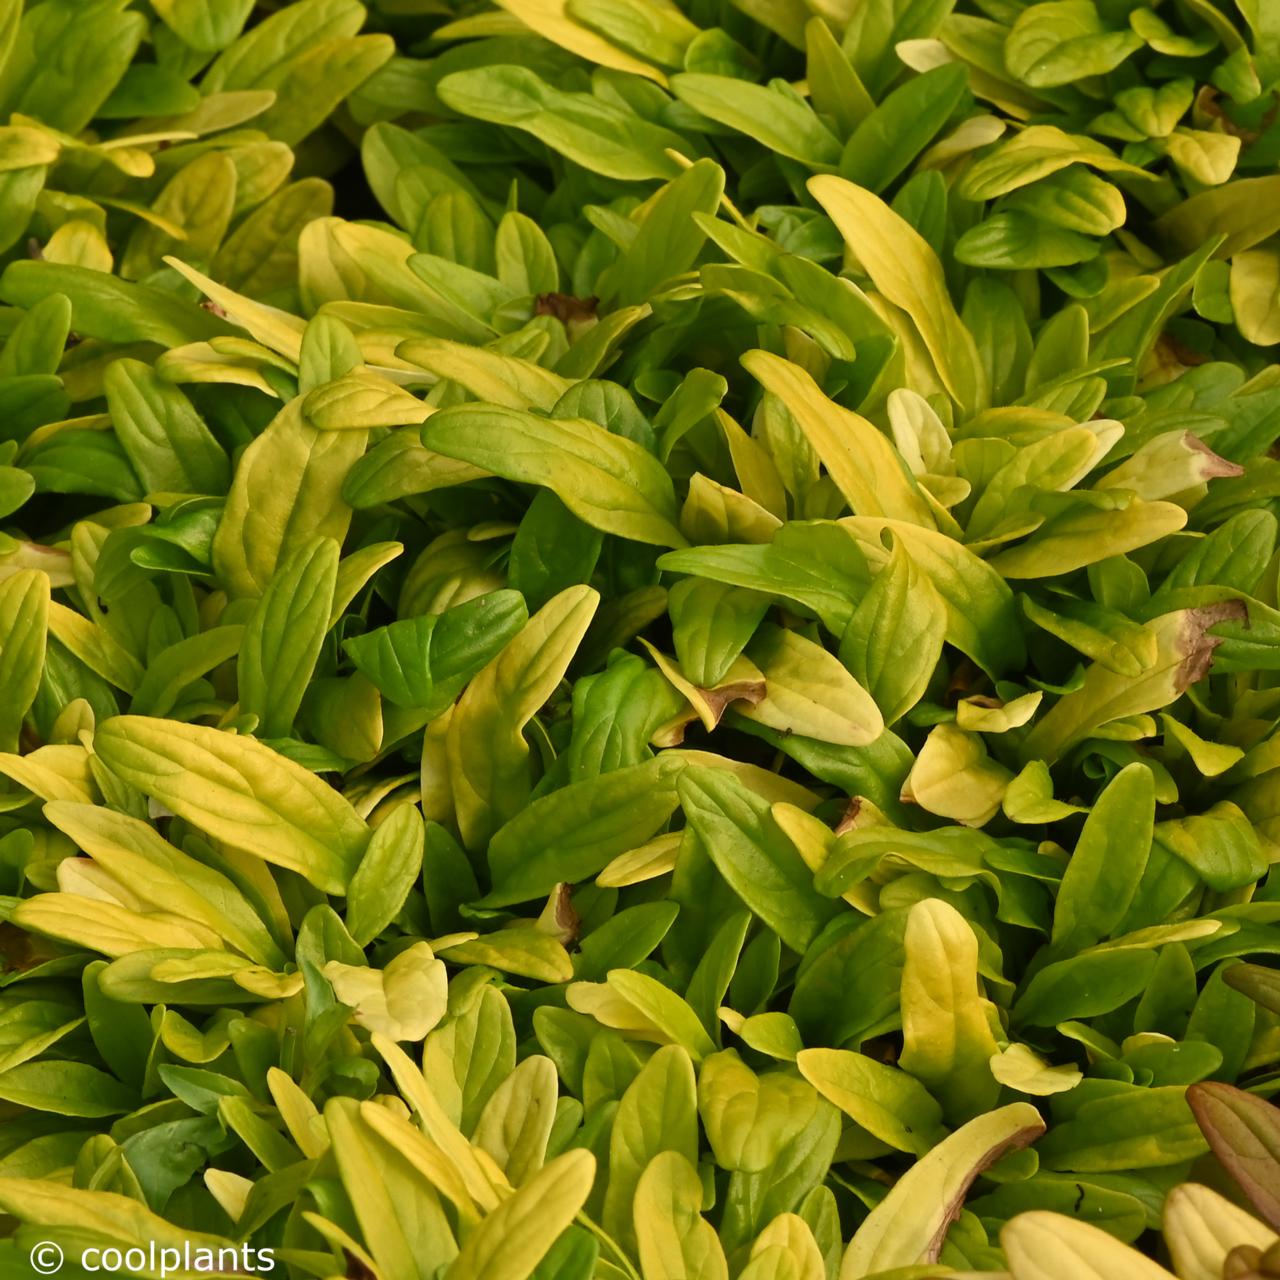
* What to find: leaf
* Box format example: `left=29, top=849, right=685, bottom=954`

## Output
left=839, top=518, right=1025, bottom=678
left=0, top=569, right=47, bottom=754
left=1163, top=1183, right=1276, bottom=1280
left=1188, top=1082, right=1280, bottom=1229
left=603, top=1045, right=699, bottom=1252
left=344, top=590, right=529, bottom=712
left=43, top=801, right=285, bottom=968
left=633, top=1151, right=728, bottom=1280
left=1037, top=1084, right=1206, bottom=1171
left=903, top=724, right=1012, bottom=827
left=809, top=176, right=986, bottom=414
left=422, top=405, right=686, bottom=548
left=447, top=585, right=599, bottom=849
left=1001, top=1212, right=1175, bottom=1279
left=840, top=64, right=969, bottom=193
left=446, top=1148, right=596, bottom=1280
left=212, top=397, right=365, bottom=599
left=239, top=536, right=340, bottom=739
left=93, top=715, right=369, bottom=893
left=743, top=624, right=883, bottom=748
left=436, top=67, right=685, bottom=182
left=485, top=756, right=686, bottom=906
left=103, top=358, right=230, bottom=496
left=742, top=351, right=936, bottom=528
left=1014, top=949, right=1159, bottom=1027
left=669, top=74, right=840, bottom=166
left=679, top=765, right=839, bottom=954
left=605, top=159, right=726, bottom=306
left=1052, top=763, right=1154, bottom=955
left=1004, top=1, right=1143, bottom=88
left=0, top=261, right=231, bottom=348
left=898, top=898, right=1001, bottom=1123
left=324, top=942, right=447, bottom=1041
left=0, top=1061, right=136, bottom=1118
left=1022, top=603, right=1245, bottom=763
left=795, top=1047, right=946, bottom=1156
left=841, top=1103, right=1045, bottom=1274
left=345, top=803, right=425, bottom=947
left=839, top=538, right=946, bottom=725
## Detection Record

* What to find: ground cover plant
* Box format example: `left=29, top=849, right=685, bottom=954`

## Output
left=4, top=0, right=1280, bottom=1276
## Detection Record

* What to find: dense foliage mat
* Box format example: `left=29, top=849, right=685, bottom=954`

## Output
left=6, top=0, right=1280, bottom=1277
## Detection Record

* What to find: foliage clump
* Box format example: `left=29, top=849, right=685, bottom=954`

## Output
left=2, top=1, right=1280, bottom=1277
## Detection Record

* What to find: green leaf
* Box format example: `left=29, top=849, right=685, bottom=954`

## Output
left=1004, top=1, right=1143, bottom=88
left=1052, top=763, right=1154, bottom=955
left=669, top=73, right=840, bottom=167
left=437, top=66, right=685, bottom=182
left=678, top=765, right=839, bottom=953
left=839, top=537, right=946, bottom=725
left=447, top=585, right=599, bottom=849
left=239, top=536, right=340, bottom=739
left=486, top=755, right=685, bottom=906
left=345, top=590, right=529, bottom=712
left=840, top=64, right=969, bottom=193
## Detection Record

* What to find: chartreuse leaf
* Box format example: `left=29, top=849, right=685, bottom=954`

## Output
left=345, top=802, right=424, bottom=947
left=898, top=899, right=1001, bottom=1123
left=324, top=1093, right=459, bottom=1280
left=324, top=942, right=448, bottom=1041
left=796, top=1048, right=946, bottom=1156
left=422, top=406, right=685, bottom=549
left=446, top=585, right=599, bottom=849
left=93, top=715, right=368, bottom=893
left=0, top=569, right=47, bottom=753
left=446, top=1148, right=595, bottom=1280
left=742, top=624, right=883, bottom=747
left=603, top=1045, right=698, bottom=1253
left=742, top=351, right=936, bottom=528
left=1002, top=1212, right=1175, bottom=1279
left=841, top=1103, right=1045, bottom=1275
left=42, top=801, right=284, bottom=967
left=699, top=1051, right=826, bottom=1171
left=1023, top=603, right=1247, bottom=763
left=212, top=397, right=365, bottom=599
left=809, top=176, right=986, bottom=414
left=103, top=358, right=230, bottom=496
left=634, top=1151, right=728, bottom=1280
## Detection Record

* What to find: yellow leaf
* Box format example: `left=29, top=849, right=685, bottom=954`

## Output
left=809, top=176, right=986, bottom=413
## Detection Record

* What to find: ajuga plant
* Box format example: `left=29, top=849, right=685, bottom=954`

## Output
left=5, top=1, right=1280, bottom=1278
